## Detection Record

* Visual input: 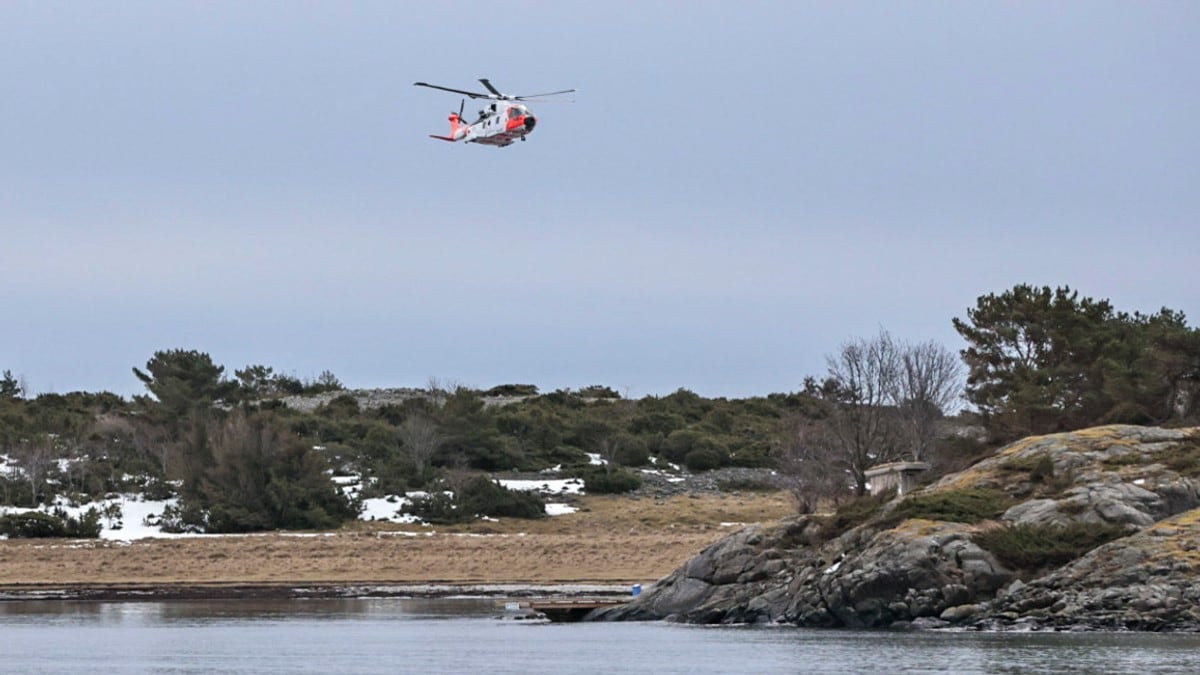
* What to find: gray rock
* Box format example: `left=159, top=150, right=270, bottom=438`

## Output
left=596, top=425, right=1200, bottom=632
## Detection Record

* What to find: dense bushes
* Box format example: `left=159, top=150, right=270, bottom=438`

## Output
left=403, top=477, right=546, bottom=524
left=575, top=467, right=643, bottom=494
left=0, top=507, right=102, bottom=538
left=972, top=522, right=1132, bottom=571
left=882, top=488, right=1013, bottom=527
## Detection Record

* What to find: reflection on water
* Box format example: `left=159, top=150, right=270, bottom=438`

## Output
left=3, top=598, right=1200, bottom=674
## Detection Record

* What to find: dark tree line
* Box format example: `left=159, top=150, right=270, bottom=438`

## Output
left=3, top=283, right=1196, bottom=525
left=954, top=284, right=1199, bottom=441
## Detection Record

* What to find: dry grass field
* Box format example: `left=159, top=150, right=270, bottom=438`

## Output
left=0, top=492, right=793, bottom=595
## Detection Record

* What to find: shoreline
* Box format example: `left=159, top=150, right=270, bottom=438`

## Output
left=0, top=493, right=792, bottom=606
left=0, top=580, right=639, bottom=603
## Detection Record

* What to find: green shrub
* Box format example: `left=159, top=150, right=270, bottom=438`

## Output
left=683, top=446, right=723, bottom=472
left=205, top=503, right=272, bottom=533
left=155, top=502, right=207, bottom=534
left=403, top=491, right=466, bottom=524
left=883, top=488, right=1013, bottom=527
left=142, top=478, right=177, bottom=501
left=403, top=477, right=547, bottom=524
left=576, top=467, right=643, bottom=494
left=484, top=384, right=539, bottom=397
left=972, top=522, right=1131, bottom=571
left=0, top=507, right=102, bottom=538
left=1163, top=438, right=1200, bottom=477
left=725, top=441, right=774, bottom=469
left=457, top=475, right=546, bottom=520
left=0, top=511, right=66, bottom=537
left=614, top=438, right=651, bottom=467
left=1001, top=452, right=1054, bottom=479
left=715, top=476, right=780, bottom=493
left=662, top=429, right=704, bottom=464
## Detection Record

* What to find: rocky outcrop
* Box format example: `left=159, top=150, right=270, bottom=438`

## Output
left=978, top=509, right=1200, bottom=631
left=276, top=388, right=530, bottom=413
left=596, top=425, right=1200, bottom=631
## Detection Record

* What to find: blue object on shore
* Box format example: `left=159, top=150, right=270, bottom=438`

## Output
left=631, top=584, right=642, bottom=596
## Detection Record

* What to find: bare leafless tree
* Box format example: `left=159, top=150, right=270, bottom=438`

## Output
left=12, top=435, right=56, bottom=506
left=782, top=331, right=964, bottom=505
left=818, top=330, right=904, bottom=495
left=776, top=411, right=849, bottom=513
left=398, top=413, right=443, bottom=482
left=894, top=339, right=964, bottom=461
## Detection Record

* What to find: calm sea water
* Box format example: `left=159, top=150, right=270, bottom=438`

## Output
left=2, top=597, right=1199, bottom=674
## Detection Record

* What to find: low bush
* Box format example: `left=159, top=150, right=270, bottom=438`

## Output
left=403, top=476, right=547, bottom=524
left=683, top=446, right=723, bottom=472
left=575, top=467, right=643, bottom=494
left=403, top=491, right=464, bottom=524
left=1163, top=438, right=1200, bottom=477
left=0, top=511, right=66, bottom=537
left=457, top=475, right=546, bottom=520
left=715, top=476, right=780, bottom=493
left=0, top=507, right=102, bottom=538
left=882, top=488, right=1013, bottom=528
left=972, top=522, right=1131, bottom=571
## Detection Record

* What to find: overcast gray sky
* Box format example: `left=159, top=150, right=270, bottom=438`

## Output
left=3, top=1, right=1197, bottom=399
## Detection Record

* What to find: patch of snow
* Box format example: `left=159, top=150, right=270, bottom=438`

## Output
left=639, top=467, right=684, bottom=483
left=1134, top=478, right=1146, bottom=485
left=585, top=453, right=607, bottom=466
left=0, top=494, right=201, bottom=541
left=360, top=496, right=423, bottom=524
left=497, top=478, right=584, bottom=495
left=545, top=503, right=578, bottom=516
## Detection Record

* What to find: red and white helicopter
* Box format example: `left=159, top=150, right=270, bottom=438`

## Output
left=414, top=78, right=575, bottom=147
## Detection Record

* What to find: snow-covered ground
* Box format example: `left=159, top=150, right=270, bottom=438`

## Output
left=496, top=478, right=583, bottom=495
left=497, top=477, right=583, bottom=517
left=2, top=464, right=589, bottom=541
left=0, top=494, right=198, bottom=542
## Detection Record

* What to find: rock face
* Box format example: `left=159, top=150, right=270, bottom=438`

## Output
left=595, top=425, right=1200, bottom=631
left=980, top=510, right=1200, bottom=631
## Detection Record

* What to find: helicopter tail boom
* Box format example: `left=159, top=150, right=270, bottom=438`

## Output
left=429, top=111, right=469, bottom=142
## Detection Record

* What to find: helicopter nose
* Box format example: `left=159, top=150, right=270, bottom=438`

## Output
left=524, top=115, right=536, bottom=131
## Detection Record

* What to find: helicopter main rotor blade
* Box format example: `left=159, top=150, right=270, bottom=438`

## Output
left=414, top=81, right=494, bottom=100
left=478, top=78, right=505, bottom=98
left=514, top=89, right=576, bottom=100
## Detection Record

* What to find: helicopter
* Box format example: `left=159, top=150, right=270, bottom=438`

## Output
left=414, top=78, right=575, bottom=147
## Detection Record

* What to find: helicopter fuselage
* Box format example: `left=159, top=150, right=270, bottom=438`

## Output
left=459, top=102, right=537, bottom=147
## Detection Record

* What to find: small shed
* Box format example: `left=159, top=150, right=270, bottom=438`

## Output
left=865, top=461, right=931, bottom=497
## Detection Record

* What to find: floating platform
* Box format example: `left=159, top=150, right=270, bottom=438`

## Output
left=502, top=598, right=628, bottom=622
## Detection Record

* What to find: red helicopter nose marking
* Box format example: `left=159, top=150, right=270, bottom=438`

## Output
left=505, top=116, right=528, bottom=132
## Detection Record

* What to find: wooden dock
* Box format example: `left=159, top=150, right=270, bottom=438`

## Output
left=512, top=598, right=629, bottom=622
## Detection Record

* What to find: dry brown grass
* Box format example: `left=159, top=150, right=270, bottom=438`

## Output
left=0, top=492, right=792, bottom=591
